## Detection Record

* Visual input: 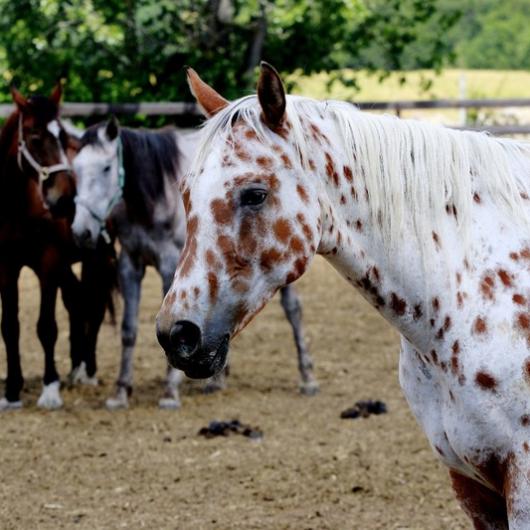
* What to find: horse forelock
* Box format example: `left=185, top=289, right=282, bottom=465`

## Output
left=192, top=94, right=530, bottom=251
left=27, top=95, right=59, bottom=125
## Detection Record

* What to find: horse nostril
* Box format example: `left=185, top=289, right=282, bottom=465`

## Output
left=169, top=320, right=201, bottom=357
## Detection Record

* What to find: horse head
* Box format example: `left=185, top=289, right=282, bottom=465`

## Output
left=156, top=63, right=320, bottom=378
left=11, top=84, right=76, bottom=218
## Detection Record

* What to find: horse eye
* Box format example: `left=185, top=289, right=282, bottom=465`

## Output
left=103, top=165, right=111, bottom=173
left=240, top=189, right=268, bottom=207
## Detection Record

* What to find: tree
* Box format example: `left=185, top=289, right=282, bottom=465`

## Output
left=0, top=0, right=460, bottom=105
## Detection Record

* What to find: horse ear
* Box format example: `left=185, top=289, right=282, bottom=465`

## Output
left=186, top=67, right=229, bottom=118
left=11, top=86, right=29, bottom=112
left=105, top=115, right=120, bottom=141
left=257, top=61, right=286, bottom=129
left=50, top=82, right=63, bottom=105
left=65, top=135, right=81, bottom=163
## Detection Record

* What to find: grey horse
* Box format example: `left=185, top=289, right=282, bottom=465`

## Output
left=71, top=116, right=318, bottom=409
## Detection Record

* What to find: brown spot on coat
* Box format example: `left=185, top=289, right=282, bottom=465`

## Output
left=513, top=294, right=526, bottom=305
left=451, top=342, right=460, bottom=375
left=413, top=304, right=423, bottom=320
left=457, top=291, right=464, bottom=308
left=211, top=198, right=233, bottom=224
left=280, top=153, right=292, bottom=169
left=390, top=293, right=407, bottom=316
left=475, top=371, right=497, bottom=391
left=207, top=272, right=219, bottom=302
left=473, top=317, right=487, bottom=334
left=521, top=415, right=530, bottom=427
left=480, top=274, right=495, bottom=300
left=273, top=218, right=292, bottom=244
left=324, top=152, right=339, bottom=186
left=343, top=166, right=353, bottom=182
left=497, top=269, right=512, bottom=287
left=432, top=297, right=440, bottom=313
left=523, top=358, right=530, bottom=385
left=431, top=350, right=438, bottom=364
left=166, top=291, right=176, bottom=306
left=260, top=248, right=282, bottom=272
left=296, top=184, right=309, bottom=204
left=517, top=312, right=530, bottom=330
left=289, top=236, right=305, bottom=254
left=234, top=142, right=251, bottom=161
left=256, top=156, right=273, bottom=169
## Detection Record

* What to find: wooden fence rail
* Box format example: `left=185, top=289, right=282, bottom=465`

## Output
left=2, top=98, right=530, bottom=135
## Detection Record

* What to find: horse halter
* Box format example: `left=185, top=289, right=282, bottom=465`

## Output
left=74, top=136, right=126, bottom=244
left=17, top=114, right=72, bottom=187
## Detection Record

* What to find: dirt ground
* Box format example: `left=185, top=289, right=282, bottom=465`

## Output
left=0, top=256, right=469, bottom=529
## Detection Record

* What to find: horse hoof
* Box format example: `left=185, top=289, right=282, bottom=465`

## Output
left=0, top=398, right=23, bottom=411
left=106, top=388, right=129, bottom=410
left=68, top=362, right=99, bottom=386
left=158, top=397, right=181, bottom=410
left=37, top=381, right=63, bottom=409
left=203, top=380, right=226, bottom=394
left=300, top=380, right=320, bottom=396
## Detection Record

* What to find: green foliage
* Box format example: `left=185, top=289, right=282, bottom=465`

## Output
left=440, top=0, right=530, bottom=70
left=0, top=0, right=459, bottom=105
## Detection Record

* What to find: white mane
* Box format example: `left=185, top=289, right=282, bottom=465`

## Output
left=193, top=94, right=530, bottom=248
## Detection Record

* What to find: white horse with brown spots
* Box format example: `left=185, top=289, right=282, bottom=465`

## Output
left=156, top=63, right=530, bottom=528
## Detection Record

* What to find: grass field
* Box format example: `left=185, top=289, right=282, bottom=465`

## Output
left=290, top=69, right=530, bottom=128
left=291, top=69, right=530, bottom=101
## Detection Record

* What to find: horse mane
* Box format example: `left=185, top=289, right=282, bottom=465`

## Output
left=83, top=124, right=180, bottom=225
left=193, top=95, right=530, bottom=249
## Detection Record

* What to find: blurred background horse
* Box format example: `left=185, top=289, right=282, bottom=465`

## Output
left=0, top=85, right=116, bottom=409
left=71, top=116, right=318, bottom=409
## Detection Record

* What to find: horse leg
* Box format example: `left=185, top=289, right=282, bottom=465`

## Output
left=59, top=266, right=88, bottom=384
left=203, top=366, right=229, bottom=394
left=106, top=251, right=144, bottom=410
left=505, top=455, right=530, bottom=530
left=0, top=263, right=23, bottom=409
left=279, top=285, right=319, bottom=395
left=70, top=249, right=114, bottom=386
left=449, top=470, right=508, bottom=529
left=158, top=251, right=184, bottom=409
left=36, top=268, right=62, bottom=410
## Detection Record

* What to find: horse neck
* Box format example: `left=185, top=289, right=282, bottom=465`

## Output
left=304, top=113, right=468, bottom=351
left=118, top=128, right=180, bottom=226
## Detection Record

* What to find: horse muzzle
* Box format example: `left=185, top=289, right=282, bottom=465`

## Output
left=156, top=319, right=230, bottom=379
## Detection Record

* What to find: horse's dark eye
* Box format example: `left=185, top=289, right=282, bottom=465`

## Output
left=240, top=189, right=267, bottom=207
left=103, top=165, right=111, bottom=173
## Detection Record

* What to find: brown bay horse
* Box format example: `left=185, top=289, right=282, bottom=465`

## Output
left=0, top=85, right=115, bottom=409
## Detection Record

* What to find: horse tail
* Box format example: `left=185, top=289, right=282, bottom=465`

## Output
left=81, top=237, right=119, bottom=327
left=98, top=238, right=119, bottom=326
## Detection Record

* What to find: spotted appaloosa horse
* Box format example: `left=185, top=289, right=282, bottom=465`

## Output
left=157, top=62, right=530, bottom=528
left=72, top=116, right=317, bottom=409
